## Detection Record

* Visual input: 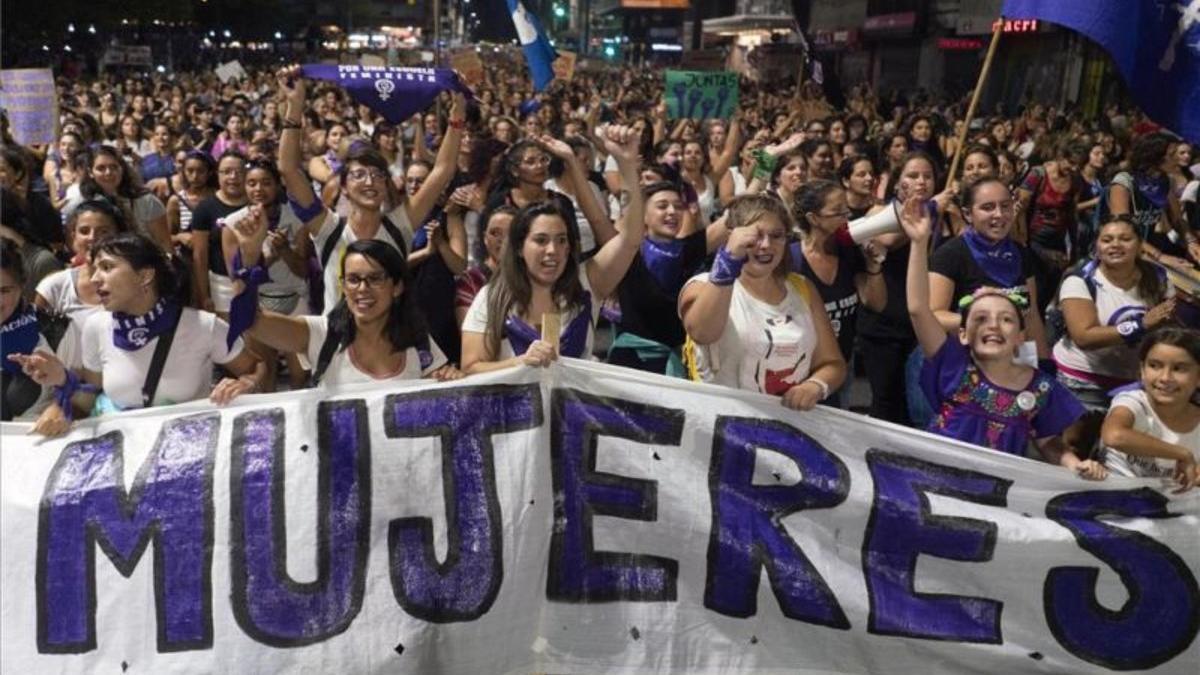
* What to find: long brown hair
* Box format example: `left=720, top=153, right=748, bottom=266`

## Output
left=484, top=202, right=586, bottom=357
left=1097, top=216, right=1167, bottom=305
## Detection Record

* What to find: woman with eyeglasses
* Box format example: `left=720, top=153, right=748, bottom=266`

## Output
left=275, top=66, right=465, bottom=314
left=63, top=145, right=170, bottom=252
left=227, top=219, right=461, bottom=386
left=789, top=180, right=886, bottom=407
left=13, top=232, right=261, bottom=437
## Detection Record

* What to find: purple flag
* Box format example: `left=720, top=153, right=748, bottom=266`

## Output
left=299, top=65, right=472, bottom=124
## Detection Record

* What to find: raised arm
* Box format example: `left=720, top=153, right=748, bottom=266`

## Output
left=899, top=196, right=946, bottom=358
left=678, top=226, right=759, bottom=345
left=584, top=124, right=644, bottom=300
left=540, top=134, right=615, bottom=246
left=405, top=93, right=466, bottom=227
left=709, top=117, right=742, bottom=182
left=745, top=132, right=803, bottom=195
left=275, top=67, right=327, bottom=241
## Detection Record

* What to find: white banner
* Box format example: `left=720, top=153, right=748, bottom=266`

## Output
left=2, top=360, right=1198, bottom=674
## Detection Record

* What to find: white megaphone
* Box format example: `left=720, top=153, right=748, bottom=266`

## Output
left=848, top=202, right=901, bottom=244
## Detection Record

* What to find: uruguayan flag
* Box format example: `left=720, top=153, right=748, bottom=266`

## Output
left=507, top=0, right=558, bottom=91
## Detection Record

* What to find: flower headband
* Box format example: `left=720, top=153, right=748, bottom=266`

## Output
left=957, top=287, right=1029, bottom=312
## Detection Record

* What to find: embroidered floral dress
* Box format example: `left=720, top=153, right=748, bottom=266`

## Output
left=920, top=339, right=1084, bottom=455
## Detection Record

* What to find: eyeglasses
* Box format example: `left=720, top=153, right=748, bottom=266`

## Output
left=347, top=167, right=388, bottom=183
left=343, top=272, right=390, bottom=289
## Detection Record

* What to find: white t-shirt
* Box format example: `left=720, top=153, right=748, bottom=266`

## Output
left=461, top=270, right=599, bottom=361
left=545, top=178, right=605, bottom=254
left=303, top=315, right=447, bottom=388
left=35, top=268, right=103, bottom=369
left=81, top=308, right=244, bottom=410
left=682, top=273, right=818, bottom=396
left=1053, top=267, right=1172, bottom=382
left=1103, top=389, right=1200, bottom=477
left=220, top=203, right=309, bottom=299
left=311, top=208, right=413, bottom=313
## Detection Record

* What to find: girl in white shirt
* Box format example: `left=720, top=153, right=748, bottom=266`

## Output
left=679, top=193, right=846, bottom=410
left=15, top=232, right=261, bottom=437
left=34, top=200, right=131, bottom=369
left=1101, top=328, right=1200, bottom=488
left=460, top=125, right=645, bottom=373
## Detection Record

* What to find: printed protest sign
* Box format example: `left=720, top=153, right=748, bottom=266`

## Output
left=0, top=69, right=56, bottom=145
left=449, top=48, right=485, bottom=87
left=665, top=70, right=739, bottom=119
left=552, top=50, right=577, bottom=81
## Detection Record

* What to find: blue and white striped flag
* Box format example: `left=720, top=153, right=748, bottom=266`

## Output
left=507, top=0, right=558, bottom=91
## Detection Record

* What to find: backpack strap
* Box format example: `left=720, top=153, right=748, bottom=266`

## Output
left=310, top=324, right=342, bottom=386
left=142, top=308, right=183, bottom=408
left=380, top=216, right=409, bottom=256
left=319, top=216, right=348, bottom=268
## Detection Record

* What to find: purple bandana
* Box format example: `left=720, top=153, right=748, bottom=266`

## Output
left=1133, top=172, right=1169, bottom=209
left=112, top=298, right=180, bottom=352
left=640, top=237, right=687, bottom=292
left=225, top=247, right=273, bottom=350
left=299, top=65, right=473, bottom=124
left=324, top=151, right=343, bottom=176
left=962, top=227, right=1022, bottom=288
left=1, top=304, right=41, bottom=375
left=504, top=292, right=593, bottom=358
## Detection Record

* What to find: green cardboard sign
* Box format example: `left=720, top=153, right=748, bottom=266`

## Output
left=664, top=70, right=739, bottom=120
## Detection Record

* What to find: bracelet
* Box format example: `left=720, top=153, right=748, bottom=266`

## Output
left=281, top=119, right=302, bottom=130
left=448, top=118, right=466, bottom=130
left=866, top=268, right=883, bottom=275
left=288, top=193, right=325, bottom=222
left=802, top=377, right=830, bottom=401
left=1116, top=315, right=1146, bottom=346
left=710, top=247, right=746, bottom=286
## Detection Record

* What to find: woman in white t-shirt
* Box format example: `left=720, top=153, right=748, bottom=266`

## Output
left=225, top=233, right=460, bottom=388
left=1054, top=216, right=1177, bottom=412
left=34, top=200, right=131, bottom=369
left=1100, top=328, right=1200, bottom=488
left=679, top=193, right=846, bottom=410
left=15, top=233, right=262, bottom=437
left=460, top=125, right=645, bottom=373
left=220, top=160, right=312, bottom=392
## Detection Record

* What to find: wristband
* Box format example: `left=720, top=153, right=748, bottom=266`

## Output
left=282, top=119, right=302, bottom=130
left=1116, top=315, right=1146, bottom=345
left=448, top=118, right=466, bottom=130
left=751, top=149, right=779, bottom=182
left=287, top=193, right=326, bottom=223
left=710, top=247, right=746, bottom=286
left=802, top=377, right=830, bottom=401
left=54, top=370, right=98, bottom=422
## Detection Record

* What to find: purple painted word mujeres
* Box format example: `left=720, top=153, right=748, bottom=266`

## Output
left=35, top=384, right=1200, bottom=671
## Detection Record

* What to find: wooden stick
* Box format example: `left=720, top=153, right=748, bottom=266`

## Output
left=948, top=18, right=1006, bottom=182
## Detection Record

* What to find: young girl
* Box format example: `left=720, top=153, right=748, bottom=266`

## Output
left=1100, top=328, right=1200, bottom=488
left=899, top=194, right=1106, bottom=477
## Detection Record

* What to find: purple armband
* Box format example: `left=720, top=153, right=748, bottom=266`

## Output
left=710, top=247, right=746, bottom=286
left=54, top=370, right=98, bottom=422
left=288, top=193, right=325, bottom=222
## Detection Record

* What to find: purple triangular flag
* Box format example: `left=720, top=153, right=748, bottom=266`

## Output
left=299, top=65, right=472, bottom=124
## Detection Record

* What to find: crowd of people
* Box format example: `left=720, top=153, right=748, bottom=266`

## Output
left=1, top=56, right=1197, bottom=488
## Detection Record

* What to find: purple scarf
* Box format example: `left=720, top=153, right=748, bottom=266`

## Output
left=112, top=298, right=181, bottom=351
left=640, top=237, right=687, bottom=292
left=299, top=65, right=473, bottom=125
left=1, top=304, right=41, bottom=374
left=962, top=228, right=1023, bottom=288
left=1134, top=172, right=1169, bottom=209
left=504, top=293, right=593, bottom=358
